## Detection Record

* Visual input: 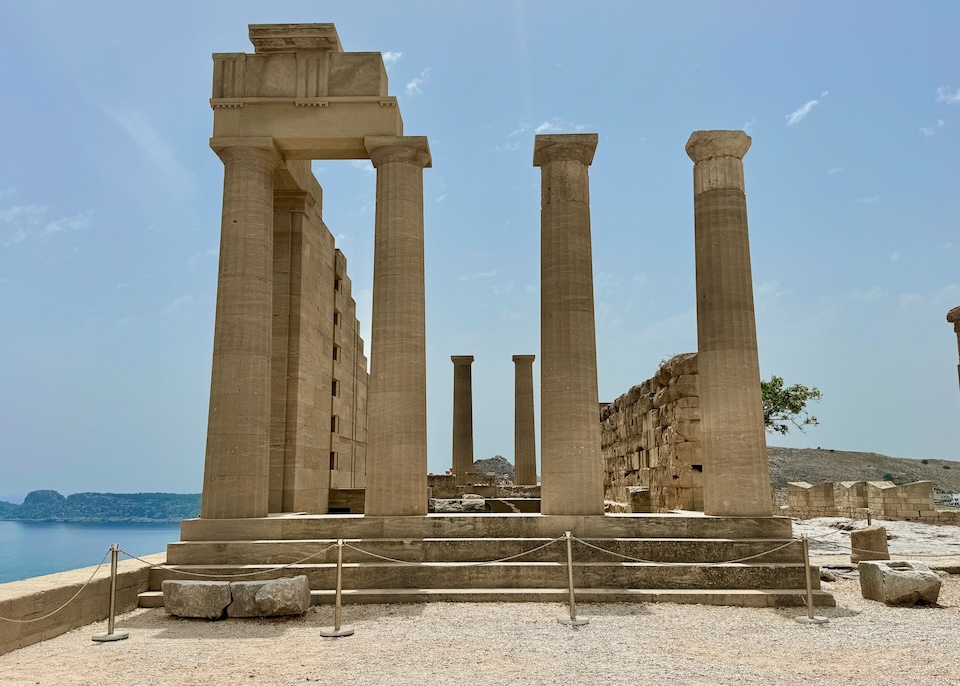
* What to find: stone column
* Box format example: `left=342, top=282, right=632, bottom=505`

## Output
left=534, top=134, right=604, bottom=516
left=201, top=140, right=281, bottom=519
left=512, top=355, right=537, bottom=486
left=686, top=130, right=772, bottom=517
left=948, top=306, right=960, bottom=393
left=451, top=356, right=475, bottom=485
left=363, top=136, right=432, bottom=516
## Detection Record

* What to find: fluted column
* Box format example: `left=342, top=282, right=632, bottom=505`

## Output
left=201, top=140, right=281, bottom=519
left=534, top=133, right=604, bottom=516
left=363, top=136, right=432, bottom=516
left=686, top=130, right=772, bottom=517
left=451, top=356, right=475, bottom=484
left=512, top=355, right=538, bottom=486
left=949, top=307, right=960, bottom=394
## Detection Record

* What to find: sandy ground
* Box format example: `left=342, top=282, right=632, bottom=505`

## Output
left=2, top=517, right=959, bottom=686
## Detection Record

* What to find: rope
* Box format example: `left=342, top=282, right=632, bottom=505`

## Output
left=0, top=550, right=111, bottom=623
left=343, top=536, right=565, bottom=567
left=569, top=536, right=801, bottom=565
left=119, top=543, right=339, bottom=578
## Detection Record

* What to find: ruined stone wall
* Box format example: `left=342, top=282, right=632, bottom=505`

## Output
left=786, top=480, right=960, bottom=525
left=600, top=353, right=702, bottom=512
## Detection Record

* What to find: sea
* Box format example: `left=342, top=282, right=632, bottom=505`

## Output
left=0, top=520, right=181, bottom=584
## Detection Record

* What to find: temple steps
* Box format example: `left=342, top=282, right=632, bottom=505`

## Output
left=141, top=514, right=834, bottom=609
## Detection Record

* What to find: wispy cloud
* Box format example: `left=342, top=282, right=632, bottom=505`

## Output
left=187, top=248, right=218, bottom=271
left=405, top=67, right=431, bottom=95
left=935, top=86, right=960, bottom=104
left=889, top=252, right=900, bottom=262
left=492, top=281, right=514, bottom=296
left=436, top=194, right=448, bottom=203
left=494, top=142, right=522, bottom=152
left=101, top=105, right=194, bottom=197
left=458, top=270, right=498, bottom=282
left=382, top=51, right=403, bottom=66
left=0, top=187, right=14, bottom=199
left=827, top=167, right=843, bottom=175
left=786, top=98, right=821, bottom=126
left=742, top=118, right=757, bottom=134
left=920, top=119, right=945, bottom=137
left=534, top=118, right=587, bottom=135
left=858, top=195, right=880, bottom=204
left=349, top=159, right=375, bottom=175
left=1, top=203, right=92, bottom=246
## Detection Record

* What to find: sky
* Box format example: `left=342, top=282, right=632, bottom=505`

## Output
left=0, top=1, right=958, bottom=503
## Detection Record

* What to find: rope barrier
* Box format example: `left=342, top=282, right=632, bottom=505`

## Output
left=0, top=549, right=111, bottom=624
left=343, top=536, right=565, bottom=567
left=118, top=543, right=339, bottom=578
left=569, top=535, right=801, bottom=565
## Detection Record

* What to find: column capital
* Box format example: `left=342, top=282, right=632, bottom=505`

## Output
left=364, top=136, right=432, bottom=169
left=685, top=130, right=751, bottom=163
left=947, top=305, right=960, bottom=324
left=451, top=355, right=475, bottom=365
left=512, top=354, right=535, bottom=363
left=533, top=134, right=598, bottom=167
left=210, top=136, right=282, bottom=165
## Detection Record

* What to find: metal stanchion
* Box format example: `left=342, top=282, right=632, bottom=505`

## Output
left=92, top=544, right=130, bottom=642
left=320, top=539, right=355, bottom=637
left=794, top=536, right=829, bottom=625
left=866, top=509, right=872, bottom=526
left=558, top=531, right=588, bottom=626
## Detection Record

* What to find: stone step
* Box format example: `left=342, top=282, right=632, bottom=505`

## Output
left=166, top=537, right=802, bottom=566
left=147, top=560, right=814, bottom=591
left=138, top=587, right=835, bottom=609
left=179, top=513, right=793, bottom=542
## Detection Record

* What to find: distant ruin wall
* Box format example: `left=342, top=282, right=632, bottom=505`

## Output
left=600, top=353, right=702, bottom=512
left=786, top=480, right=960, bottom=525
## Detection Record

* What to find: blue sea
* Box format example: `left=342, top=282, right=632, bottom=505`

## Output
left=0, top=520, right=181, bottom=584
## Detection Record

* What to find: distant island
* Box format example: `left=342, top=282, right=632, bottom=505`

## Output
left=0, top=490, right=201, bottom=523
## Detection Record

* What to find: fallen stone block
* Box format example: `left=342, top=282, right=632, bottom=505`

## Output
left=162, top=580, right=232, bottom=619
left=227, top=576, right=312, bottom=617
left=850, top=525, right=890, bottom=563
left=859, top=560, right=942, bottom=605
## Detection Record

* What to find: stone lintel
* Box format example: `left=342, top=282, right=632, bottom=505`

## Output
left=685, top=130, right=751, bottom=163
left=364, top=136, right=432, bottom=168
left=512, top=354, right=535, bottom=363
left=533, top=133, right=598, bottom=167
left=273, top=190, right=317, bottom=213
left=249, top=24, right=343, bottom=54
left=451, top=355, right=475, bottom=365
left=947, top=305, right=960, bottom=324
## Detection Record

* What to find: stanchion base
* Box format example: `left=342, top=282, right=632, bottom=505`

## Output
left=319, top=625, right=355, bottom=637
left=557, top=615, right=589, bottom=626
left=92, top=631, right=129, bottom=642
left=794, top=616, right=829, bottom=625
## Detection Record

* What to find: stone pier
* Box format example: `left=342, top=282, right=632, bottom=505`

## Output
left=363, top=136, right=432, bottom=516
left=534, top=134, right=604, bottom=515
left=512, top=355, right=538, bottom=485
left=201, top=141, right=281, bottom=519
left=451, top=356, right=475, bottom=484
left=686, top=130, right=772, bottom=517
left=948, top=306, right=960, bottom=394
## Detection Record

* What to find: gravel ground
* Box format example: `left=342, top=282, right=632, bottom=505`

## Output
left=2, top=576, right=959, bottom=686
left=4, top=517, right=959, bottom=686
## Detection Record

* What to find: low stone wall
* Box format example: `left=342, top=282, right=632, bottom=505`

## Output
left=0, top=552, right=163, bottom=655
left=600, top=353, right=702, bottom=512
left=786, top=480, right=960, bottom=525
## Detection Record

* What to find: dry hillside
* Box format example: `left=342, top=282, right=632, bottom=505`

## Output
left=768, top=446, right=960, bottom=492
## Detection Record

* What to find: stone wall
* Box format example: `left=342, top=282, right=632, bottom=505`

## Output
left=600, top=353, right=702, bottom=512
left=0, top=553, right=163, bottom=656
left=786, top=480, right=960, bottom=524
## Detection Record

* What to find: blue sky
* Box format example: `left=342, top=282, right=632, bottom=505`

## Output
left=0, top=1, right=957, bottom=502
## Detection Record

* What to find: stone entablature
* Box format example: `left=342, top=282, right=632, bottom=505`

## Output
left=601, top=353, right=702, bottom=512
left=785, top=480, right=960, bottom=525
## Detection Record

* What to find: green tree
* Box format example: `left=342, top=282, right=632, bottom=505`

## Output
left=761, top=375, right=822, bottom=435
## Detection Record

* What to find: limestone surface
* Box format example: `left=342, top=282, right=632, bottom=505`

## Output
left=850, top=525, right=890, bottom=563
left=162, top=580, right=232, bottom=619
left=858, top=560, right=941, bottom=605
left=254, top=576, right=312, bottom=616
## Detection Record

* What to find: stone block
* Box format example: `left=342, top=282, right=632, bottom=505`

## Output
left=858, top=561, right=941, bottom=605
left=254, top=576, right=312, bottom=616
left=162, top=580, right=232, bottom=619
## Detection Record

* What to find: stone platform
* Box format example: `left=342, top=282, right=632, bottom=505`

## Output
left=138, top=513, right=834, bottom=608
